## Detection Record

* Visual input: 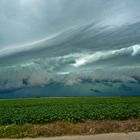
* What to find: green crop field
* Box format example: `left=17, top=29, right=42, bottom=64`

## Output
left=0, top=97, right=140, bottom=125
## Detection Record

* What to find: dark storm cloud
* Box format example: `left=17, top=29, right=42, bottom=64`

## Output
left=0, top=0, right=140, bottom=93
left=0, top=0, right=140, bottom=47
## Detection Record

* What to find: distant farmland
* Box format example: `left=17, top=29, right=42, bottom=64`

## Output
left=0, top=97, right=140, bottom=125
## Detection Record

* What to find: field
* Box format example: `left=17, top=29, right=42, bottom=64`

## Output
left=0, top=97, right=140, bottom=125
left=0, top=97, right=140, bottom=138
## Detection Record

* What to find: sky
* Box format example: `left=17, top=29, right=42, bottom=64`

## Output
left=0, top=0, right=140, bottom=97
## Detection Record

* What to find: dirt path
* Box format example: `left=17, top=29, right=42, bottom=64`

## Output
left=1, top=132, right=140, bottom=140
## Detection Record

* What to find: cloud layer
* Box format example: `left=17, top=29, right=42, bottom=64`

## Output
left=0, top=0, right=140, bottom=95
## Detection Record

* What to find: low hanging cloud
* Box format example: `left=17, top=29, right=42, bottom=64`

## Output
left=0, top=58, right=140, bottom=91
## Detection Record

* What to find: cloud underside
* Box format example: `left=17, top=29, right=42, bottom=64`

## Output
left=0, top=42, right=140, bottom=91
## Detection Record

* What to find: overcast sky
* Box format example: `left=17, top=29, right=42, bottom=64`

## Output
left=0, top=0, right=140, bottom=96
left=0, top=0, right=140, bottom=47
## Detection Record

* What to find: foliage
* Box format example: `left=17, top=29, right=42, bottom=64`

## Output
left=0, top=97, right=140, bottom=125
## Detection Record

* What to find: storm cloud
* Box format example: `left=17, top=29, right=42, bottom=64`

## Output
left=0, top=0, right=140, bottom=96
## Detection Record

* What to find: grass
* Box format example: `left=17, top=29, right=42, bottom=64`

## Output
left=0, top=119, right=140, bottom=138
left=0, top=97, right=140, bottom=138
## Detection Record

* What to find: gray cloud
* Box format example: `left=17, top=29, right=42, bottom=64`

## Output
left=0, top=0, right=140, bottom=47
left=0, top=0, right=140, bottom=94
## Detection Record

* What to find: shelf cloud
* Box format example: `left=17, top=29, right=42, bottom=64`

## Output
left=0, top=0, right=140, bottom=96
